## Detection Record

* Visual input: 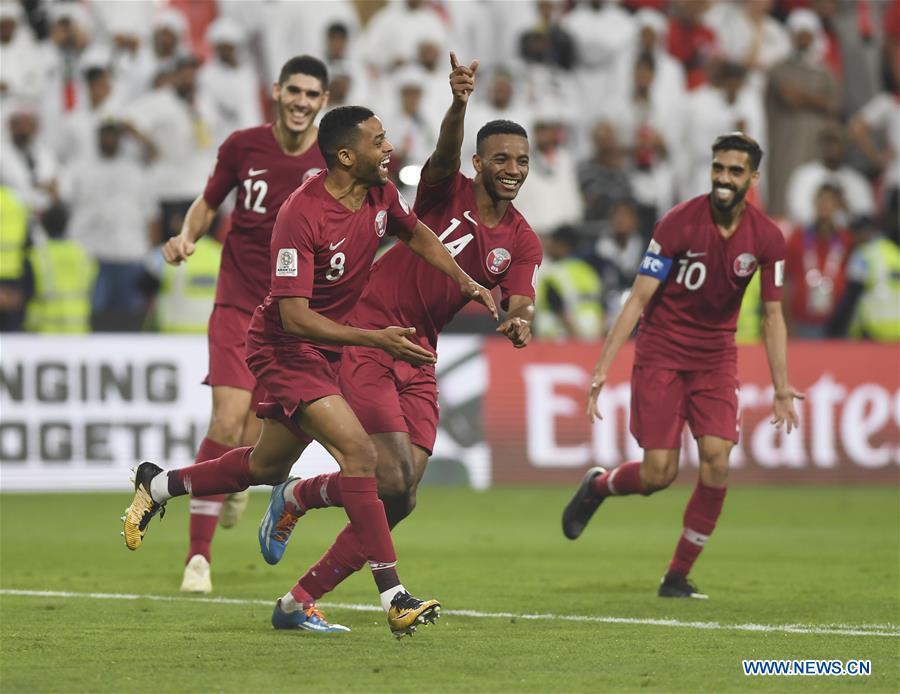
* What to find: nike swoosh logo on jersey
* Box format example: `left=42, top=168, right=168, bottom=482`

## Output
left=248, top=168, right=268, bottom=176
left=329, top=238, right=346, bottom=251
left=463, top=210, right=478, bottom=226
left=686, top=250, right=706, bottom=257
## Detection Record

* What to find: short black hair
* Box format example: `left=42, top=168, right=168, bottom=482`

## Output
left=326, top=22, right=348, bottom=38
left=476, top=120, right=528, bottom=155
left=711, top=132, right=763, bottom=171
left=318, top=105, right=375, bottom=169
left=278, top=54, right=329, bottom=89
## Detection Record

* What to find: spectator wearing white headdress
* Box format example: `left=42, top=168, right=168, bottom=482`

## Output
left=39, top=2, right=94, bottom=122
left=54, top=46, right=126, bottom=164
left=382, top=63, right=436, bottom=200
left=619, top=9, right=686, bottom=105
left=706, top=0, right=791, bottom=92
left=126, top=7, right=190, bottom=98
left=561, top=0, right=637, bottom=122
left=0, top=1, right=44, bottom=104
left=766, top=8, right=840, bottom=217
left=361, top=0, right=448, bottom=73
left=198, top=17, right=262, bottom=148
left=1, top=99, right=61, bottom=213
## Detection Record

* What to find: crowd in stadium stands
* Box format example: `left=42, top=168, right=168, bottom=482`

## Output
left=1, top=0, right=897, bottom=341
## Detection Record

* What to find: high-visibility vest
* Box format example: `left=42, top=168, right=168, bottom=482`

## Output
left=25, top=238, right=96, bottom=333
left=157, top=236, right=221, bottom=333
left=852, top=238, right=900, bottom=342
left=0, top=186, right=29, bottom=281
left=736, top=271, right=762, bottom=343
left=535, top=258, right=604, bottom=339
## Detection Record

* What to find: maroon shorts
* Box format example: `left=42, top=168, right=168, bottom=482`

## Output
left=203, top=304, right=266, bottom=408
left=630, top=365, right=740, bottom=449
left=245, top=338, right=343, bottom=443
left=340, top=346, right=439, bottom=455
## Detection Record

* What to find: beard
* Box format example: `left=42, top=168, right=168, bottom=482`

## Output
left=711, top=183, right=749, bottom=212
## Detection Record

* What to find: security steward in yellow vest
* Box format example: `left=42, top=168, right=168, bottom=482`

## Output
left=24, top=205, right=96, bottom=333
left=153, top=235, right=221, bottom=333
left=535, top=226, right=604, bottom=340
left=827, top=214, right=900, bottom=341
left=0, top=186, right=31, bottom=330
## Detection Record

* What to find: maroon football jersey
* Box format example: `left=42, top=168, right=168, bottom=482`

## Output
left=203, top=124, right=325, bottom=312
left=350, top=166, right=543, bottom=349
left=250, top=172, right=418, bottom=352
left=635, top=195, right=786, bottom=371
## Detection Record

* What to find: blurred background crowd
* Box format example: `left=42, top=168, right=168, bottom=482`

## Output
left=0, top=0, right=897, bottom=342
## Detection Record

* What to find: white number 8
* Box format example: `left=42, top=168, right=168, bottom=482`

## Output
left=325, top=252, right=346, bottom=281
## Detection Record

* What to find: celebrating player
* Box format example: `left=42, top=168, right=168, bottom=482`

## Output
left=124, top=105, right=498, bottom=638
left=161, top=56, right=328, bottom=595
left=256, top=53, right=542, bottom=613
left=562, top=132, right=802, bottom=599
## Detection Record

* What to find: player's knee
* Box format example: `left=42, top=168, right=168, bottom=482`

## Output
left=207, top=411, right=245, bottom=448
left=384, top=491, right=416, bottom=526
left=248, top=452, right=291, bottom=486
left=642, top=464, right=677, bottom=492
left=700, top=455, right=730, bottom=486
left=341, top=437, right=378, bottom=477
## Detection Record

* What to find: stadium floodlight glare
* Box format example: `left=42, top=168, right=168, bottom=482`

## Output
left=399, top=164, right=422, bottom=186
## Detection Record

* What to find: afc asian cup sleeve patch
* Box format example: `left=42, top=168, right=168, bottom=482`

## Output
left=774, top=259, right=785, bottom=287
left=647, top=238, right=662, bottom=255
left=276, top=248, right=298, bottom=277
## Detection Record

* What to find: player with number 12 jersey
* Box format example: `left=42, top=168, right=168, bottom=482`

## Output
left=159, top=56, right=327, bottom=595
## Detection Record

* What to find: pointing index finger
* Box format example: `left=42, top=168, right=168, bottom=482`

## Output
left=450, top=51, right=459, bottom=70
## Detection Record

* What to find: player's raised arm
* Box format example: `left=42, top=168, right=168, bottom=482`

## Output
left=399, top=219, right=498, bottom=319
left=587, top=273, right=661, bottom=421
left=760, top=300, right=803, bottom=433
left=162, top=194, right=217, bottom=264
left=497, top=294, right=535, bottom=348
left=421, top=51, right=479, bottom=185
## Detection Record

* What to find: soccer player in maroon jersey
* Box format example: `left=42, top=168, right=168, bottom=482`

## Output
left=562, top=133, right=803, bottom=599
left=124, top=104, right=498, bottom=637
left=159, top=56, right=329, bottom=595
left=256, top=53, right=542, bottom=609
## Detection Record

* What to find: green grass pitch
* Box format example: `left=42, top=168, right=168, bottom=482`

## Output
left=1, top=485, right=898, bottom=692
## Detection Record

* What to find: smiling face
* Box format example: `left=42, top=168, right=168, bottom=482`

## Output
left=474, top=134, right=530, bottom=201
left=345, top=116, right=394, bottom=186
left=710, top=150, right=758, bottom=212
left=272, top=73, right=328, bottom=135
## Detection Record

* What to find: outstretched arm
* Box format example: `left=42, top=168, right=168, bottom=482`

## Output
left=761, top=300, right=803, bottom=433
left=278, top=297, right=436, bottom=366
left=421, top=51, right=478, bottom=186
left=162, top=194, right=217, bottom=265
left=399, top=220, right=498, bottom=319
left=586, top=274, right=660, bottom=421
left=497, top=294, right=534, bottom=348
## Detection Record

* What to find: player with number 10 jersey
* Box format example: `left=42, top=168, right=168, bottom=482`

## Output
left=564, top=133, right=801, bottom=601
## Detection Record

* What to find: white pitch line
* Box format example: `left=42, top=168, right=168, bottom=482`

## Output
left=1, top=589, right=898, bottom=639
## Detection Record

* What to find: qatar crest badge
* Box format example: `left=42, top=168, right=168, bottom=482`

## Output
left=486, top=247, right=512, bottom=274
left=375, top=209, right=387, bottom=237
left=733, top=252, right=758, bottom=277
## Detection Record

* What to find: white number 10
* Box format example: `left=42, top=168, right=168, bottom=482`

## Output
left=675, top=259, right=707, bottom=290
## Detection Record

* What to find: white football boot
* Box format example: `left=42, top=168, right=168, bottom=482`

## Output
left=218, top=490, right=250, bottom=529
left=180, top=554, right=212, bottom=594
